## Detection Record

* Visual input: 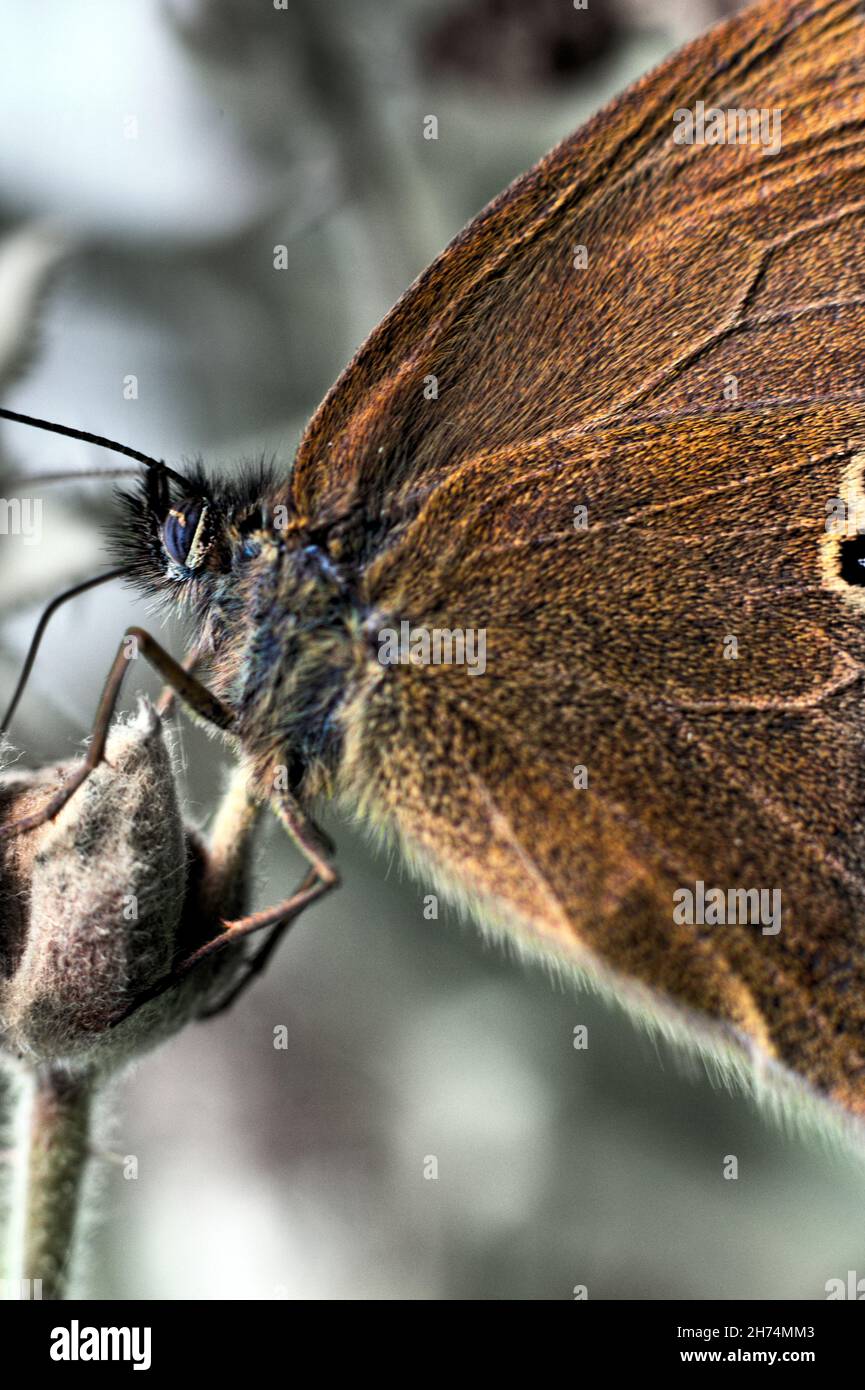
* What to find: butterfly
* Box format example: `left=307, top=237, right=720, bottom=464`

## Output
left=3, top=0, right=865, bottom=1121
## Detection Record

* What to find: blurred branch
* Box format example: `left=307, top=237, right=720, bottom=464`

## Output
left=0, top=223, right=70, bottom=395
left=289, top=0, right=432, bottom=294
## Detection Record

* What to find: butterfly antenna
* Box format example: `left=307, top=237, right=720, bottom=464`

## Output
left=12, top=468, right=143, bottom=486
left=0, top=408, right=187, bottom=485
left=1, top=567, right=130, bottom=734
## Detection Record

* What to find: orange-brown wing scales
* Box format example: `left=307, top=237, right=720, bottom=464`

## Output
left=354, top=409, right=865, bottom=1113
left=306, top=0, right=865, bottom=1116
left=292, top=0, right=865, bottom=516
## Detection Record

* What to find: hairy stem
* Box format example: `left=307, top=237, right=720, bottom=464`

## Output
left=22, top=1066, right=93, bottom=1300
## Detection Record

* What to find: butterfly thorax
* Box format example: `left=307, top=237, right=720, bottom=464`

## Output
left=203, top=530, right=365, bottom=796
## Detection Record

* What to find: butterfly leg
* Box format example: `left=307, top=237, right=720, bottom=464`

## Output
left=110, top=788, right=340, bottom=1025
left=155, top=637, right=206, bottom=719
left=196, top=919, right=293, bottom=1020
left=0, top=625, right=234, bottom=838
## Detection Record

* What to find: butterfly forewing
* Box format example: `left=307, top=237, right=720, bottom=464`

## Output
left=292, top=0, right=865, bottom=514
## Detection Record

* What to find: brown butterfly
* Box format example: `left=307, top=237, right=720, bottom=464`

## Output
left=4, top=0, right=865, bottom=1122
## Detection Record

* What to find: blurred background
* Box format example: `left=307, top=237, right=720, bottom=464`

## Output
left=1, top=0, right=863, bottom=1301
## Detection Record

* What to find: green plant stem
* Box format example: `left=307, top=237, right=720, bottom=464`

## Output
left=22, top=1066, right=93, bottom=1300
left=0, top=1064, right=19, bottom=1288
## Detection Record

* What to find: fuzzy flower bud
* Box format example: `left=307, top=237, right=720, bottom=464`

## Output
left=0, top=702, right=249, bottom=1074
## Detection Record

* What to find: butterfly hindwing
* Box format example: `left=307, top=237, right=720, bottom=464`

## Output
left=352, top=407, right=865, bottom=1113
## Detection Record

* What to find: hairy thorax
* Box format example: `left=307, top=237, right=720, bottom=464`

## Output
left=202, top=533, right=370, bottom=799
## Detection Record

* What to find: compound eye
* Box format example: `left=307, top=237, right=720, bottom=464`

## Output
left=162, top=499, right=209, bottom=568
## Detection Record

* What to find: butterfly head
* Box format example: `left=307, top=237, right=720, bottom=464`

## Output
left=110, top=457, right=281, bottom=607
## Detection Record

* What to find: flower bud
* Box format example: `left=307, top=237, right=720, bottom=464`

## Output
left=0, top=702, right=247, bottom=1073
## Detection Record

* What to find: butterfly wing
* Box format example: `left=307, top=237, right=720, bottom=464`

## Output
left=301, top=0, right=865, bottom=1115
left=351, top=404, right=865, bottom=1113
left=292, top=0, right=865, bottom=522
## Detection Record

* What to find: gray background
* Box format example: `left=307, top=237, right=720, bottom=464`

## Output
left=1, top=0, right=862, bottom=1300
